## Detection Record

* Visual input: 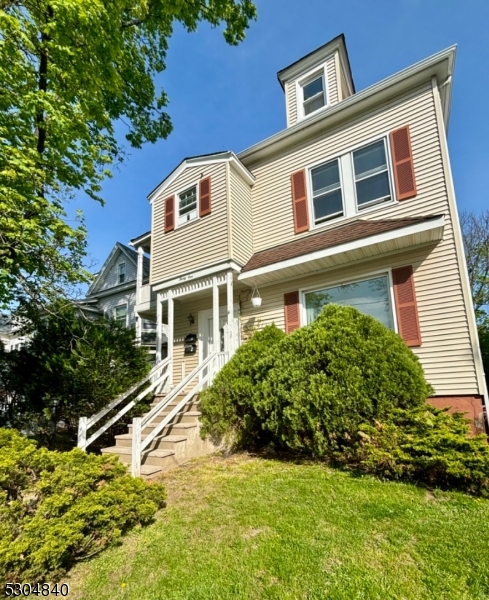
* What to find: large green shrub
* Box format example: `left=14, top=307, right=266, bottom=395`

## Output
left=253, top=305, right=432, bottom=455
left=0, top=429, right=166, bottom=583
left=201, top=305, right=432, bottom=455
left=335, top=405, right=489, bottom=497
left=199, top=324, right=285, bottom=447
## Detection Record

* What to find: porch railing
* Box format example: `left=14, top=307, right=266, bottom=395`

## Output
left=77, top=357, right=171, bottom=451
left=131, top=351, right=228, bottom=477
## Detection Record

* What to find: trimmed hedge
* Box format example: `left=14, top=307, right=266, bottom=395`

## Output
left=335, top=405, right=489, bottom=497
left=201, top=305, right=432, bottom=455
left=0, top=429, right=166, bottom=583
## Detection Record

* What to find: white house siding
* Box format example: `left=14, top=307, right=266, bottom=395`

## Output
left=97, top=289, right=137, bottom=328
left=239, top=245, right=478, bottom=397
left=326, top=54, right=339, bottom=105
left=98, top=250, right=137, bottom=291
left=151, top=163, right=229, bottom=284
left=285, top=80, right=297, bottom=128
left=229, top=164, right=254, bottom=267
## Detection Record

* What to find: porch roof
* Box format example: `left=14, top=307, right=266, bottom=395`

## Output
left=238, top=215, right=444, bottom=285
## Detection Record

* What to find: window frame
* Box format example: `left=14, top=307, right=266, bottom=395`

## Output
left=118, top=262, right=126, bottom=284
left=176, top=182, right=200, bottom=229
left=351, top=137, right=394, bottom=211
left=296, top=65, right=328, bottom=121
left=306, top=133, right=397, bottom=231
left=308, top=157, right=345, bottom=225
left=299, top=268, right=398, bottom=333
left=114, top=303, right=128, bottom=328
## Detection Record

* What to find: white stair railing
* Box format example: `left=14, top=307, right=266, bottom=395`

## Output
left=78, top=357, right=171, bottom=451
left=131, top=351, right=229, bottom=477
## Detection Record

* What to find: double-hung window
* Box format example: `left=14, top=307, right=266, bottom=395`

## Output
left=178, top=186, right=198, bottom=226
left=118, top=262, right=126, bottom=284
left=301, top=72, right=326, bottom=117
left=353, top=139, right=392, bottom=209
left=304, top=274, right=395, bottom=330
left=310, top=159, right=343, bottom=224
left=114, top=304, right=127, bottom=327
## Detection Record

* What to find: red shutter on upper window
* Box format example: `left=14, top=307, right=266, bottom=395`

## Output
left=392, top=265, right=421, bottom=347
left=199, top=176, right=212, bottom=217
left=164, top=196, right=175, bottom=233
left=390, top=126, right=417, bottom=201
left=291, top=169, right=309, bottom=234
left=284, top=291, right=301, bottom=334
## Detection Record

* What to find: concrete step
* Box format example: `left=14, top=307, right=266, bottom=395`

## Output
left=128, top=421, right=198, bottom=437
left=101, top=445, right=179, bottom=469
left=137, top=464, right=164, bottom=479
left=150, top=410, right=201, bottom=425
left=114, top=433, right=188, bottom=450
left=149, top=402, right=200, bottom=416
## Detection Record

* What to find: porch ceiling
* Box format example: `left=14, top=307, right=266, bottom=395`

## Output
left=238, top=215, right=445, bottom=286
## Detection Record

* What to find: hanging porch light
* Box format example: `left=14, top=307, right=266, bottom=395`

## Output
left=251, top=281, right=262, bottom=308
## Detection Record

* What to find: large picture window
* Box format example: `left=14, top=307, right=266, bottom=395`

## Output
left=304, top=274, right=395, bottom=329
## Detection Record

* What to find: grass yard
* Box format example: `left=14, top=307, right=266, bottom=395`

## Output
left=67, top=453, right=489, bottom=600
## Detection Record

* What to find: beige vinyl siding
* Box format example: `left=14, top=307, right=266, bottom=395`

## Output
left=229, top=164, right=254, bottom=266
left=340, top=65, right=350, bottom=101
left=247, top=83, right=446, bottom=252
left=285, top=80, right=297, bottom=127
left=326, top=55, right=339, bottom=104
left=151, top=163, right=228, bottom=284
left=240, top=245, right=477, bottom=396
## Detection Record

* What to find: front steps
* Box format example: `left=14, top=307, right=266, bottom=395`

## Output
left=101, top=392, right=216, bottom=479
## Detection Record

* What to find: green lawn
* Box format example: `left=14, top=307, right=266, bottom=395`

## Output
left=67, top=453, right=489, bottom=600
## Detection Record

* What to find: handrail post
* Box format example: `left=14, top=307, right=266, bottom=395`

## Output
left=132, top=417, right=142, bottom=477
left=78, top=417, right=88, bottom=451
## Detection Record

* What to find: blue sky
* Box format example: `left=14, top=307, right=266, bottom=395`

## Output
left=73, top=0, right=489, bottom=276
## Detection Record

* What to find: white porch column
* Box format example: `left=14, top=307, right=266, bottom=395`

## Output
left=168, top=291, right=174, bottom=388
left=212, top=276, right=219, bottom=354
left=136, top=246, right=144, bottom=304
left=156, top=293, right=163, bottom=363
left=226, top=271, right=234, bottom=356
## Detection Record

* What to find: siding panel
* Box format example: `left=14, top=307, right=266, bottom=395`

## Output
left=229, top=165, right=254, bottom=266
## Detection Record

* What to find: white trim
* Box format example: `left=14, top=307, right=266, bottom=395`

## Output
left=148, top=152, right=254, bottom=203
left=198, top=304, right=239, bottom=365
left=431, top=77, right=488, bottom=403
left=296, top=64, right=329, bottom=122
left=129, top=231, right=151, bottom=248
left=239, top=46, right=455, bottom=166
left=175, top=180, right=200, bottom=229
left=152, top=260, right=242, bottom=292
left=299, top=268, right=398, bottom=333
left=238, top=215, right=445, bottom=282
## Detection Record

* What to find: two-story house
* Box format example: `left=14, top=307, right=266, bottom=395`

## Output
left=83, top=35, right=488, bottom=476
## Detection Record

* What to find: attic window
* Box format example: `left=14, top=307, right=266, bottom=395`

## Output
left=118, top=262, right=126, bottom=284
left=301, top=71, right=326, bottom=117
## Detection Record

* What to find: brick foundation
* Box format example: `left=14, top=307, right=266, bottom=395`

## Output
left=427, top=396, right=486, bottom=436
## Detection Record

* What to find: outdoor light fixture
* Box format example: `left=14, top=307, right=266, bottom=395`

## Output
left=251, top=281, right=262, bottom=308
left=187, top=313, right=195, bottom=325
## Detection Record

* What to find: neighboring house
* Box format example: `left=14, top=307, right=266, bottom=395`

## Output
left=127, top=35, right=486, bottom=431
left=82, top=242, right=158, bottom=362
left=0, top=314, right=28, bottom=352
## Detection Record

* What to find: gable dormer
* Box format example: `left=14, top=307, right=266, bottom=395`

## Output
left=277, top=34, right=355, bottom=128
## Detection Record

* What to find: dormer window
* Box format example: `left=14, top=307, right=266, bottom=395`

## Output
left=300, top=70, right=326, bottom=118
left=178, top=185, right=198, bottom=226
left=118, top=262, right=126, bottom=284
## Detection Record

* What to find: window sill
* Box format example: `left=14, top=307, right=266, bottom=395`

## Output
left=310, top=198, right=398, bottom=232
left=175, top=216, right=201, bottom=231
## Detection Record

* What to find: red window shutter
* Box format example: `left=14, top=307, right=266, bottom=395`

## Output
left=199, top=176, right=212, bottom=217
left=164, top=196, right=175, bottom=233
left=284, top=291, right=301, bottom=334
left=290, top=169, right=309, bottom=234
left=392, top=265, right=421, bottom=346
left=390, top=126, right=417, bottom=201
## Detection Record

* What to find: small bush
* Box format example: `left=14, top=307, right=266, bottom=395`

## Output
left=199, top=324, right=285, bottom=447
left=0, top=429, right=166, bottom=583
left=335, top=405, right=489, bottom=496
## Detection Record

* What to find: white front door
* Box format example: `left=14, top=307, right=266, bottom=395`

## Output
left=198, top=304, right=240, bottom=363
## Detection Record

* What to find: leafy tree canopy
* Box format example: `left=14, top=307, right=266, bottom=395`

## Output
left=0, top=0, right=256, bottom=306
left=460, top=210, right=489, bottom=323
